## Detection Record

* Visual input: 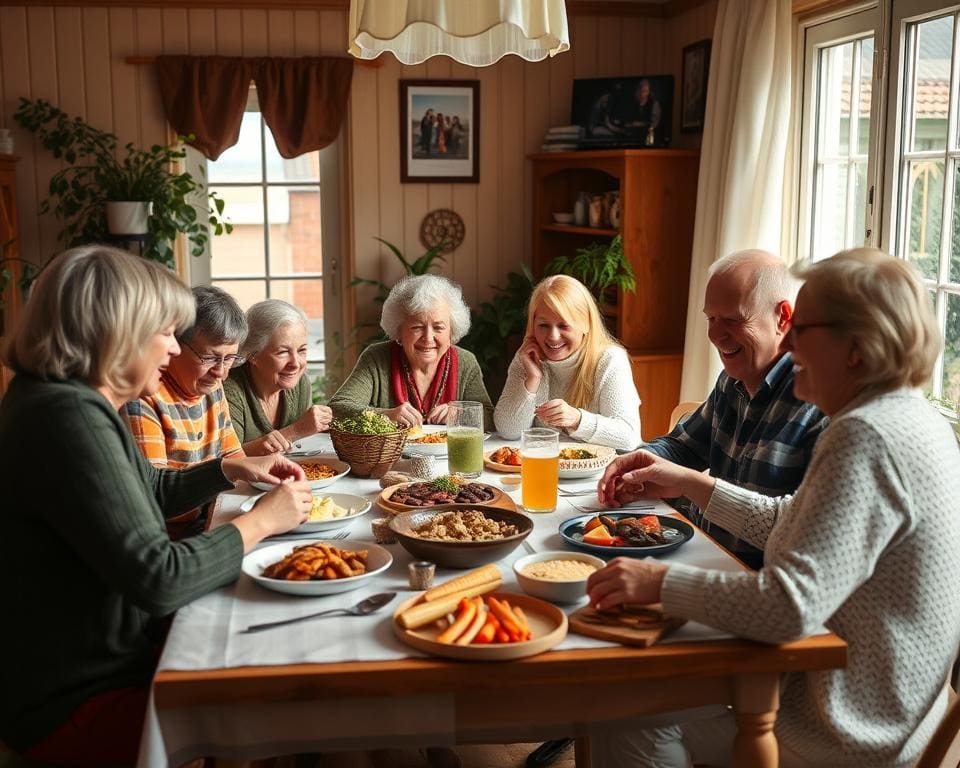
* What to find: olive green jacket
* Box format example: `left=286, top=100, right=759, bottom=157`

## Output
left=224, top=364, right=312, bottom=444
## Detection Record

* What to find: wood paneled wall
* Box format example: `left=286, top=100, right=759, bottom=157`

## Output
left=0, top=2, right=716, bottom=320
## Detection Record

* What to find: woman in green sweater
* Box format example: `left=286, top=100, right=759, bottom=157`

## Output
left=328, top=274, right=494, bottom=430
left=225, top=299, right=333, bottom=455
left=0, top=246, right=313, bottom=765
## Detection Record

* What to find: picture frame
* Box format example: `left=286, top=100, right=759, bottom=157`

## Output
left=400, top=79, right=479, bottom=183
left=681, top=39, right=711, bottom=133
left=570, top=76, right=674, bottom=148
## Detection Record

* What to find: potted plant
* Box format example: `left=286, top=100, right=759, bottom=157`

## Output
left=14, top=98, right=231, bottom=269
left=543, top=234, right=636, bottom=309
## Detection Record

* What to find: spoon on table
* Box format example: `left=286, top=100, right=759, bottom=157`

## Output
left=240, top=592, right=397, bottom=634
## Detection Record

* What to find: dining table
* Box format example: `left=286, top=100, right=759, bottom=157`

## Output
left=137, top=432, right=846, bottom=768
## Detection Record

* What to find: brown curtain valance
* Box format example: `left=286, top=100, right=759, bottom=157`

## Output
left=154, top=55, right=354, bottom=160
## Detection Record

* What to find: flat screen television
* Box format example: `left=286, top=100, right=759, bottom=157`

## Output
left=571, top=75, right=674, bottom=149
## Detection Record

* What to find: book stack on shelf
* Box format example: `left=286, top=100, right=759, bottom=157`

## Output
left=540, top=125, right=583, bottom=152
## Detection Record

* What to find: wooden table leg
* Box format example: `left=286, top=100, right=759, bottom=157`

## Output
left=732, top=673, right=780, bottom=768
left=574, top=736, right=591, bottom=768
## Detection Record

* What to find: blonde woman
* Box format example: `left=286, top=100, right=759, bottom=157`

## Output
left=494, top=274, right=641, bottom=450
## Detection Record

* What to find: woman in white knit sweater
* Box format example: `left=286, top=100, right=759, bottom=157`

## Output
left=494, top=274, right=641, bottom=450
left=589, top=249, right=960, bottom=767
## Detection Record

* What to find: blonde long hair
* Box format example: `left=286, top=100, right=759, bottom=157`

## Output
left=525, top=275, right=620, bottom=409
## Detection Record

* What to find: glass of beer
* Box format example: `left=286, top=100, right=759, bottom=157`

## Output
left=520, top=427, right=560, bottom=512
left=446, top=401, right=484, bottom=478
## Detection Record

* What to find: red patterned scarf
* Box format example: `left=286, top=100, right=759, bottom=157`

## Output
left=390, top=344, right=459, bottom=415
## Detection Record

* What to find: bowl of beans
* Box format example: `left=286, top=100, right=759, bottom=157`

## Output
left=512, top=551, right=606, bottom=604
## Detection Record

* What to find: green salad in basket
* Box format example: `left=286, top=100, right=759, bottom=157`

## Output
left=331, top=410, right=399, bottom=435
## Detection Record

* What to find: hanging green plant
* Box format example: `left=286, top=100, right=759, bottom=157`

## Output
left=13, top=97, right=231, bottom=268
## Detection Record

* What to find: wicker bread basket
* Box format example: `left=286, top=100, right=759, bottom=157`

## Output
left=329, top=426, right=409, bottom=478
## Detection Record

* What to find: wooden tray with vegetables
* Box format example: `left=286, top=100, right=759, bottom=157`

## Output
left=392, top=564, right=568, bottom=661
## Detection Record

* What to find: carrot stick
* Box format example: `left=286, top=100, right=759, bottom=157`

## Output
left=455, top=598, right=488, bottom=645
left=473, top=612, right=499, bottom=644
left=487, top=597, right=523, bottom=636
left=512, top=605, right=533, bottom=641
left=436, top=599, right=476, bottom=644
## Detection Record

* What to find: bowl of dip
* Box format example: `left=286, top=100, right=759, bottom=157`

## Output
left=513, top=550, right=606, bottom=604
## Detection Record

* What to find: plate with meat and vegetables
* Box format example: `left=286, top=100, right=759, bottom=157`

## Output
left=379, top=475, right=505, bottom=513
left=484, top=444, right=615, bottom=478
left=559, top=512, right=694, bottom=557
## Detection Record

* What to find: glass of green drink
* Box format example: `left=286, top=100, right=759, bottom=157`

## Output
left=446, top=400, right=484, bottom=478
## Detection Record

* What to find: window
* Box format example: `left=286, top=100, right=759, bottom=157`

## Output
left=798, top=8, right=881, bottom=262
left=885, top=1, right=959, bottom=401
left=188, top=89, right=342, bottom=385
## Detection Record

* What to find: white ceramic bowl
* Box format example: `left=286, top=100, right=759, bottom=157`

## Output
left=513, top=550, right=606, bottom=604
left=558, top=444, right=616, bottom=479
left=552, top=212, right=575, bottom=224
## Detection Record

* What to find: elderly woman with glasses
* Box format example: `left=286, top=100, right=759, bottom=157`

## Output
left=329, top=274, right=493, bottom=429
left=224, top=299, right=333, bottom=455
left=587, top=249, right=960, bottom=768
left=124, top=285, right=247, bottom=469
left=0, top=247, right=312, bottom=766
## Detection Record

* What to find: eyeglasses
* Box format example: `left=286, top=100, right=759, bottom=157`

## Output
left=181, top=339, right=245, bottom=370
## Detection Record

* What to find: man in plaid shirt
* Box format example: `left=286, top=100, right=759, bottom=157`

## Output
left=643, top=249, right=827, bottom=569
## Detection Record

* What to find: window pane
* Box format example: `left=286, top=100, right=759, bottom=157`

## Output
left=267, top=187, right=323, bottom=274
left=907, top=159, right=944, bottom=280
left=944, top=292, right=960, bottom=402
left=817, top=41, right=853, bottom=158
left=911, top=15, right=952, bottom=152
left=951, top=165, right=960, bottom=283
left=265, top=137, right=320, bottom=183
left=857, top=37, right=874, bottom=156
left=207, top=113, right=264, bottom=183
left=213, top=279, right=267, bottom=311
left=209, top=185, right=266, bottom=277
left=266, top=278, right=325, bottom=365
left=813, top=160, right=848, bottom=259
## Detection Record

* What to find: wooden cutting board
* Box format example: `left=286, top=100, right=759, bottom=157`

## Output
left=377, top=482, right=516, bottom=515
left=569, top=604, right=686, bottom=647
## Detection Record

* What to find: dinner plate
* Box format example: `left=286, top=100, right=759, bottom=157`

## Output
left=381, top=481, right=505, bottom=512
left=252, top=455, right=350, bottom=492
left=392, top=590, right=567, bottom=661
left=558, top=512, right=694, bottom=558
left=243, top=539, right=393, bottom=596
left=295, top=493, right=372, bottom=533
left=557, top=445, right=616, bottom=479
left=483, top=448, right=522, bottom=473
left=402, top=424, right=449, bottom=456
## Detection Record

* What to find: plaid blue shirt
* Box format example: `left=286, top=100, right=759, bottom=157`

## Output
left=645, top=353, right=828, bottom=566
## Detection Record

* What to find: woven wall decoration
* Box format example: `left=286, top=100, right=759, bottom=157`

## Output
left=419, top=208, right=465, bottom=253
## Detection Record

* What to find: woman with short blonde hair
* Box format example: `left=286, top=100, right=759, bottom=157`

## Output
left=0, top=246, right=313, bottom=766
left=495, top=274, right=641, bottom=450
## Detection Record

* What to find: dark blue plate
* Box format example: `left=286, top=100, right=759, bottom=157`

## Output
left=558, top=512, right=694, bottom=558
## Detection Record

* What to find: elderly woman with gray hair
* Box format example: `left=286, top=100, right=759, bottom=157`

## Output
left=224, top=299, right=333, bottom=455
left=588, top=248, right=960, bottom=767
left=329, top=274, right=493, bottom=429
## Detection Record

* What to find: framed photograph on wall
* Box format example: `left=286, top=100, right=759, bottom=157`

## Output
left=681, top=39, right=711, bottom=132
left=400, top=79, right=479, bottom=183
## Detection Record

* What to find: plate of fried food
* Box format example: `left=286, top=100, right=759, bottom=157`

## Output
left=243, top=539, right=393, bottom=596
left=484, top=446, right=522, bottom=472
left=403, top=424, right=450, bottom=456
left=252, top=454, right=350, bottom=492
left=392, top=564, right=567, bottom=661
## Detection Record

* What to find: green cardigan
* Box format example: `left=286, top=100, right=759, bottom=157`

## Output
left=223, top=364, right=312, bottom=444
left=0, top=375, right=242, bottom=750
left=328, top=342, right=494, bottom=430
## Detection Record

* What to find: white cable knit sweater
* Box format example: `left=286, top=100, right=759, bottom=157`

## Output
left=493, top=345, right=641, bottom=450
left=662, top=389, right=960, bottom=766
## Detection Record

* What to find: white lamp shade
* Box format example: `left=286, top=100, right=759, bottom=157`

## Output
left=348, top=0, right=570, bottom=66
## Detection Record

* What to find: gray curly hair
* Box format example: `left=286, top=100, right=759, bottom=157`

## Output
left=240, top=299, right=308, bottom=359
left=379, top=274, right=471, bottom=343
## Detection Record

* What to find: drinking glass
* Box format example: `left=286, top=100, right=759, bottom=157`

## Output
left=446, top=401, right=484, bottom=478
left=520, top=427, right=560, bottom=512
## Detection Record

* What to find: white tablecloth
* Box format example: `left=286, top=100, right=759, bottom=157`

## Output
left=138, top=433, right=743, bottom=767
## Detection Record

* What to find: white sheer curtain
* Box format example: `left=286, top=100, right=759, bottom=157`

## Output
left=348, top=0, right=569, bottom=66
left=678, top=0, right=793, bottom=402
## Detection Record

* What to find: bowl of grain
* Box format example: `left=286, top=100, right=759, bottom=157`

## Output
left=513, top=550, right=606, bottom=604
left=389, top=505, right=533, bottom=569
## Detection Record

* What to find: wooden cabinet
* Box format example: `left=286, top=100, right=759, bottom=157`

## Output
left=0, top=155, right=22, bottom=395
left=529, top=149, right=699, bottom=441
